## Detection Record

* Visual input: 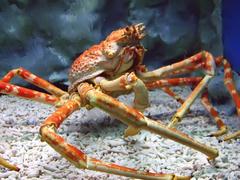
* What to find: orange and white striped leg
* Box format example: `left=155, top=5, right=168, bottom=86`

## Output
left=40, top=93, right=190, bottom=180
left=201, top=91, right=228, bottom=137
left=167, top=52, right=216, bottom=128
left=144, top=77, right=203, bottom=111
left=137, top=51, right=212, bottom=82
left=160, top=63, right=204, bottom=78
left=0, top=156, right=19, bottom=171
left=218, top=58, right=240, bottom=115
left=79, top=83, right=218, bottom=160
left=168, top=75, right=213, bottom=128
left=161, top=87, right=191, bottom=114
left=215, top=57, right=240, bottom=141
left=223, top=130, right=240, bottom=141
left=0, top=81, right=59, bottom=105
left=143, top=76, right=204, bottom=127
left=144, top=77, right=202, bottom=107
left=0, top=78, right=61, bottom=171
left=145, top=77, right=202, bottom=90
left=1, top=67, right=67, bottom=97
left=161, top=87, right=185, bottom=105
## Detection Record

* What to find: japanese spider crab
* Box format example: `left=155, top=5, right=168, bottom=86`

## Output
left=0, top=23, right=239, bottom=179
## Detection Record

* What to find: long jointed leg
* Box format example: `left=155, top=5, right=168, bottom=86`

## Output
left=224, top=130, right=240, bottom=141
left=215, top=57, right=240, bottom=115
left=145, top=77, right=202, bottom=90
left=161, top=87, right=185, bottom=105
left=160, top=63, right=205, bottom=78
left=1, top=67, right=66, bottom=97
left=40, top=93, right=189, bottom=180
left=80, top=83, right=218, bottom=160
left=168, top=75, right=213, bottom=128
left=0, top=81, right=58, bottom=105
left=0, top=70, right=63, bottom=171
left=137, top=51, right=211, bottom=82
left=137, top=51, right=216, bottom=128
left=215, top=57, right=240, bottom=140
left=166, top=52, right=216, bottom=128
left=145, top=77, right=202, bottom=105
left=201, top=91, right=228, bottom=137
left=0, top=156, right=19, bottom=171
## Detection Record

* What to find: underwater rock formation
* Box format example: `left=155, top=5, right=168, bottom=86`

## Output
left=0, top=0, right=222, bottom=84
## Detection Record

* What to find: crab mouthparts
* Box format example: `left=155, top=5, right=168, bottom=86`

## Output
left=135, top=23, right=146, bottom=39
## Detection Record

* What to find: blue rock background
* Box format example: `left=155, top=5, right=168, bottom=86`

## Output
left=0, top=0, right=223, bottom=84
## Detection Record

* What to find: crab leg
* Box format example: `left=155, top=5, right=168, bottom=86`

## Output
left=0, top=156, right=19, bottom=171
left=137, top=51, right=209, bottom=82
left=223, top=130, right=240, bottom=141
left=0, top=81, right=58, bottom=105
left=0, top=73, right=61, bottom=171
left=40, top=94, right=190, bottom=180
left=143, top=75, right=213, bottom=128
left=1, top=67, right=66, bottom=97
left=201, top=91, right=228, bottom=137
left=79, top=83, right=218, bottom=160
left=145, top=77, right=202, bottom=90
left=138, top=51, right=239, bottom=139
left=161, top=63, right=205, bottom=78
left=215, top=57, right=240, bottom=116
left=144, top=77, right=202, bottom=106
left=145, top=77, right=229, bottom=137
left=215, top=57, right=240, bottom=140
left=161, top=87, right=185, bottom=104
left=161, top=52, right=216, bottom=128
left=168, top=74, right=213, bottom=127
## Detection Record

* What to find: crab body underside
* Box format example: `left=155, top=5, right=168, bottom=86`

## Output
left=0, top=24, right=239, bottom=180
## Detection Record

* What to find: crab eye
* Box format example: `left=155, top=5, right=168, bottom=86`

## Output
left=125, top=27, right=130, bottom=31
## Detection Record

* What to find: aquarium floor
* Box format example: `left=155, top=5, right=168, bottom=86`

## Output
left=0, top=88, right=239, bottom=180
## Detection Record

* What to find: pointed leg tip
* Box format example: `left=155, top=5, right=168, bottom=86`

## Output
left=124, top=126, right=140, bottom=137
left=167, top=123, right=174, bottom=129
left=15, top=166, right=20, bottom=172
left=9, top=165, right=20, bottom=171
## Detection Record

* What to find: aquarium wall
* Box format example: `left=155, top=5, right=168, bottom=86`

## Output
left=0, top=0, right=223, bottom=85
left=222, top=0, right=240, bottom=72
left=0, top=1, right=240, bottom=179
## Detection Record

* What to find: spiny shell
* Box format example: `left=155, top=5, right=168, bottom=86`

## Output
left=68, top=45, right=107, bottom=92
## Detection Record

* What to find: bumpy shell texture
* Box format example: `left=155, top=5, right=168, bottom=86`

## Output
left=68, top=24, right=145, bottom=93
left=68, top=45, right=107, bottom=92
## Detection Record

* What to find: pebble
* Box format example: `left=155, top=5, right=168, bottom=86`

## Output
left=0, top=171, right=17, bottom=178
left=43, top=164, right=59, bottom=172
left=108, top=148, right=128, bottom=155
left=26, top=118, right=38, bottom=126
left=215, top=162, right=229, bottom=169
left=27, top=169, right=41, bottom=178
left=107, top=139, right=127, bottom=147
left=52, top=172, right=65, bottom=178
left=0, top=147, right=5, bottom=154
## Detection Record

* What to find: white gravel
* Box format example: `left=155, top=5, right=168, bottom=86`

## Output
left=0, top=88, right=239, bottom=180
